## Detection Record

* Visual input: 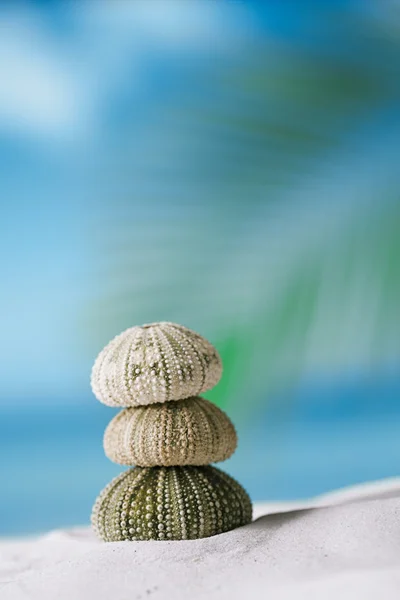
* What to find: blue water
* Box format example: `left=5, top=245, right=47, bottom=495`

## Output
left=1, top=377, right=400, bottom=536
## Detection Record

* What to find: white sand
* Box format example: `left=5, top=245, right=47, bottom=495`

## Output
left=1, top=478, right=400, bottom=600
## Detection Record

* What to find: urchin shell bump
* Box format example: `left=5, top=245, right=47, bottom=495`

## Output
left=103, top=397, right=237, bottom=466
left=91, top=465, right=252, bottom=541
left=91, top=322, right=222, bottom=407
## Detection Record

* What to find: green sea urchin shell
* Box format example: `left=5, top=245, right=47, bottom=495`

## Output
left=103, top=397, right=237, bottom=467
left=91, top=322, right=222, bottom=407
left=91, top=465, right=252, bottom=541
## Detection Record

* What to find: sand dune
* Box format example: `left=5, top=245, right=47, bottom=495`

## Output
left=1, top=478, right=400, bottom=600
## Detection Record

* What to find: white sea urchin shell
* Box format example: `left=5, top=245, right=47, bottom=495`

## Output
left=103, top=397, right=237, bottom=466
left=91, top=322, right=222, bottom=407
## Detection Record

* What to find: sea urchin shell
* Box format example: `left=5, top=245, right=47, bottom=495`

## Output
left=91, top=465, right=252, bottom=541
left=103, top=397, right=237, bottom=467
left=91, top=322, right=222, bottom=407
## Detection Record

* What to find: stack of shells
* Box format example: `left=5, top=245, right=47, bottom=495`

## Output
left=90, top=322, right=252, bottom=541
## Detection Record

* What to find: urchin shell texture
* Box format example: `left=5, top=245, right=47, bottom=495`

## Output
left=91, top=465, right=252, bottom=541
left=103, top=397, right=237, bottom=467
left=91, top=322, right=222, bottom=407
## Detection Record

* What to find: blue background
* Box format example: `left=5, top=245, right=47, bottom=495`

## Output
left=0, top=1, right=399, bottom=535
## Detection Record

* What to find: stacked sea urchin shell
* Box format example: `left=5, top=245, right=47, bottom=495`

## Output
left=91, top=322, right=252, bottom=541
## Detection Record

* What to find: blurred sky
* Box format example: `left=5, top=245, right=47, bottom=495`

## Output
left=0, top=0, right=258, bottom=402
left=0, top=1, right=399, bottom=534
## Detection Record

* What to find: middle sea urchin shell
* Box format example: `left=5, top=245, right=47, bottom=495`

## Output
left=91, top=465, right=252, bottom=541
left=103, top=397, right=237, bottom=466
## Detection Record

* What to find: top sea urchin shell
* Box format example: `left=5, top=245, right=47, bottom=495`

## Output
left=91, top=322, right=222, bottom=407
